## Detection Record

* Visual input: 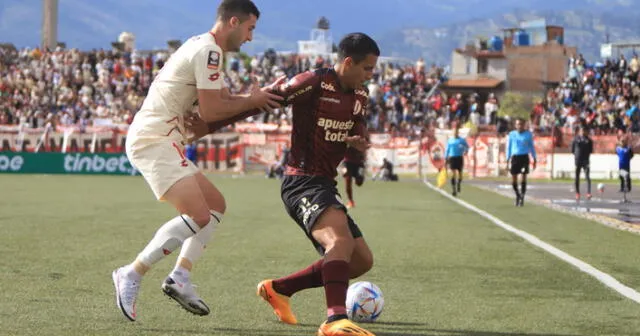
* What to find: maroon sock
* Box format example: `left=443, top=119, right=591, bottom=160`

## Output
left=272, top=259, right=324, bottom=297
left=322, top=260, right=349, bottom=317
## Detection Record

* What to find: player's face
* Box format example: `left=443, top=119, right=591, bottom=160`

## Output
left=228, top=14, right=257, bottom=52
left=345, top=54, right=378, bottom=89
left=515, top=120, right=524, bottom=132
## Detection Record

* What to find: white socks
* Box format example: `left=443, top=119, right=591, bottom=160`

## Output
left=136, top=215, right=201, bottom=267
left=170, top=265, right=190, bottom=283
left=122, top=264, right=142, bottom=281
left=177, top=210, right=223, bottom=265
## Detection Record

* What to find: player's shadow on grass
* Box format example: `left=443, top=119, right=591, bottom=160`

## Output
left=368, top=323, right=580, bottom=336
left=373, top=327, right=579, bottom=336
left=143, top=324, right=581, bottom=336
left=142, top=326, right=317, bottom=335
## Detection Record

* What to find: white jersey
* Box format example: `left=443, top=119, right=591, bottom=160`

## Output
left=129, top=32, right=225, bottom=144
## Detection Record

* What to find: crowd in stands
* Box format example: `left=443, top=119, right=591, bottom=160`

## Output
left=534, top=54, right=640, bottom=135
left=0, top=45, right=163, bottom=130
left=1, top=44, right=638, bottom=138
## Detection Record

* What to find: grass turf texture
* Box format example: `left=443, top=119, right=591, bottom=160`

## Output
left=1, top=174, right=640, bottom=336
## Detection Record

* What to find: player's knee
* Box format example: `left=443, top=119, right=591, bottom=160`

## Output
left=355, top=178, right=364, bottom=186
left=324, top=236, right=355, bottom=256
left=189, top=209, right=213, bottom=228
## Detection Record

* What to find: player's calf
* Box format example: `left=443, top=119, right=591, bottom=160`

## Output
left=136, top=215, right=202, bottom=267
left=349, top=238, right=373, bottom=279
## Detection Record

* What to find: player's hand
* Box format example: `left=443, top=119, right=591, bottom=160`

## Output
left=532, top=161, right=537, bottom=170
left=185, top=114, right=209, bottom=142
left=250, top=82, right=283, bottom=113
left=263, top=75, right=287, bottom=94
left=345, top=135, right=370, bottom=152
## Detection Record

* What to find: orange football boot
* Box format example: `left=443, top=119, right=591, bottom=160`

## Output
left=256, top=279, right=297, bottom=325
left=317, top=319, right=375, bottom=336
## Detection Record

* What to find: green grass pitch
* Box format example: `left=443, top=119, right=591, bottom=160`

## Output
left=1, top=174, right=640, bottom=336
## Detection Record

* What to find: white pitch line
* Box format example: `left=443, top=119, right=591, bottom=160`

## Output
left=423, top=178, right=640, bottom=304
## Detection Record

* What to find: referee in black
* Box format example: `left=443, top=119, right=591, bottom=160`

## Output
left=571, top=126, right=593, bottom=200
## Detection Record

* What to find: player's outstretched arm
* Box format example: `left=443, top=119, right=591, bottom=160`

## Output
left=197, top=86, right=282, bottom=123
left=202, top=77, right=289, bottom=133
left=271, top=71, right=318, bottom=106
left=193, top=46, right=283, bottom=123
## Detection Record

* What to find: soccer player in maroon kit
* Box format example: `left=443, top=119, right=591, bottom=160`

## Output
left=254, top=33, right=379, bottom=336
left=342, top=146, right=366, bottom=209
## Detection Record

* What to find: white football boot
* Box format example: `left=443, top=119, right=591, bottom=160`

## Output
left=161, top=276, right=210, bottom=316
left=112, top=267, right=140, bottom=321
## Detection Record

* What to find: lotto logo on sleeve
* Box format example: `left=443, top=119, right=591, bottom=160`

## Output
left=208, top=73, right=220, bottom=82
left=207, top=51, right=220, bottom=69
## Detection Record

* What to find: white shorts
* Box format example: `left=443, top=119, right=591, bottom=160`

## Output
left=126, top=137, right=199, bottom=200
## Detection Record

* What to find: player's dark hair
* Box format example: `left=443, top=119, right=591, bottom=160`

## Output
left=337, top=33, right=380, bottom=64
left=217, top=0, right=260, bottom=22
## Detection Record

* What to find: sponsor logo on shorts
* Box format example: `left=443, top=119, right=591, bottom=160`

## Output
left=208, top=73, right=220, bottom=82
left=299, top=197, right=320, bottom=225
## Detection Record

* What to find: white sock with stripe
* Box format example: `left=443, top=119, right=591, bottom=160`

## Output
left=136, top=215, right=201, bottom=268
left=174, top=210, right=223, bottom=271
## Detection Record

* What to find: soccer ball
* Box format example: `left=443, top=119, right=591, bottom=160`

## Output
left=597, top=183, right=605, bottom=193
left=346, top=281, right=384, bottom=322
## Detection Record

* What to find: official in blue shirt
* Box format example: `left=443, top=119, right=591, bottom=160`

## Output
left=616, top=138, right=634, bottom=192
left=444, top=127, right=469, bottom=196
left=506, top=118, right=537, bottom=206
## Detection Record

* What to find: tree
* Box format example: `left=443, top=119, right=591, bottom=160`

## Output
left=497, top=92, right=530, bottom=121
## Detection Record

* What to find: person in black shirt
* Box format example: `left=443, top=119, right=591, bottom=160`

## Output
left=571, top=126, right=593, bottom=200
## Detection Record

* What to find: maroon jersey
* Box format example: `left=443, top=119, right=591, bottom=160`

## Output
left=344, top=146, right=366, bottom=164
left=279, top=68, right=369, bottom=179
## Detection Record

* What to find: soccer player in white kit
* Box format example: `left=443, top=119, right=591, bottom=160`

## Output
left=111, top=0, right=283, bottom=321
